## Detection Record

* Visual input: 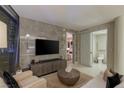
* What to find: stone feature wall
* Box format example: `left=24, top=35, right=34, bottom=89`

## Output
left=19, top=17, right=76, bottom=68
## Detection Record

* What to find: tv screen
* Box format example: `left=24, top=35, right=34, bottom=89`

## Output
left=35, top=39, right=59, bottom=55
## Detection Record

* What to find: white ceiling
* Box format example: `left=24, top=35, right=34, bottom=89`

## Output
left=12, top=5, right=124, bottom=31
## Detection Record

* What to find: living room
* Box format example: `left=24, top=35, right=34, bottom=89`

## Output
left=1, top=3, right=124, bottom=90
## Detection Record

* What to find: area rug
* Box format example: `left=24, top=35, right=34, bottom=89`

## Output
left=42, top=72, right=93, bottom=88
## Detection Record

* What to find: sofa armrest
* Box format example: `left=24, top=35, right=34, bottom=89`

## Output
left=23, top=78, right=47, bottom=88
left=0, top=77, right=8, bottom=88
left=13, top=70, right=33, bottom=82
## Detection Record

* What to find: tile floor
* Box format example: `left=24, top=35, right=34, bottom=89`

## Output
left=68, top=62, right=107, bottom=77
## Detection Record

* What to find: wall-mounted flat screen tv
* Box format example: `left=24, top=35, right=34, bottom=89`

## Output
left=35, top=39, right=59, bottom=55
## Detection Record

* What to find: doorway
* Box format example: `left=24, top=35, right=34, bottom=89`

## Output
left=66, top=32, right=73, bottom=64
left=79, top=29, right=107, bottom=76
left=92, top=29, right=107, bottom=71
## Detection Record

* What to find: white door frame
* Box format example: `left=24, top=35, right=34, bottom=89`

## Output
left=80, top=28, right=108, bottom=66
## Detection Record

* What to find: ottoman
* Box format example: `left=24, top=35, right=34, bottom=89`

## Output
left=57, top=69, right=80, bottom=86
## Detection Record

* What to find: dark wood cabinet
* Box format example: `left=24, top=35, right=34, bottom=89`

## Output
left=31, top=59, right=67, bottom=76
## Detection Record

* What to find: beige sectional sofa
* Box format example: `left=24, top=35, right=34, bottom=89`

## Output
left=0, top=77, right=8, bottom=88
left=0, top=70, right=47, bottom=88
left=82, top=71, right=124, bottom=88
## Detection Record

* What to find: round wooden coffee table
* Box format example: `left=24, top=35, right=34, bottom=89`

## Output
left=57, top=69, right=80, bottom=86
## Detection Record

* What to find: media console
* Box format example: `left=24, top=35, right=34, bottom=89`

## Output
left=31, top=59, right=67, bottom=76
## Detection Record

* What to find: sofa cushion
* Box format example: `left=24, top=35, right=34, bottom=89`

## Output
left=103, top=69, right=113, bottom=81
left=106, top=73, right=121, bottom=88
left=13, top=70, right=33, bottom=82
left=18, top=76, right=39, bottom=87
left=13, top=70, right=47, bottom=88
left=3, top=71, right=20, bottom=88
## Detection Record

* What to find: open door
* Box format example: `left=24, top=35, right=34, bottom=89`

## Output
left=80, top=32, right=93, bottom=67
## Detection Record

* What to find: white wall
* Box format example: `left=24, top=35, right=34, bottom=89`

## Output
left=93, top=34, right=97, bottom=61
left=114, top=16, right=124, bottom=74
left=96, top=34, right=107, bottom=51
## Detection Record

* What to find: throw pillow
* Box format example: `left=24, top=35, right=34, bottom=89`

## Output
left=106, top=73, right=121, bottom=88
left=3, top=71, right=20, bottom=88
left=110, top=69, right=123, bottom=79
left=103, top=69, right=113, bottom=81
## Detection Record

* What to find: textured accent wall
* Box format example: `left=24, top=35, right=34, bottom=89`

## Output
left=19, top=17, right=76, bottom=68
